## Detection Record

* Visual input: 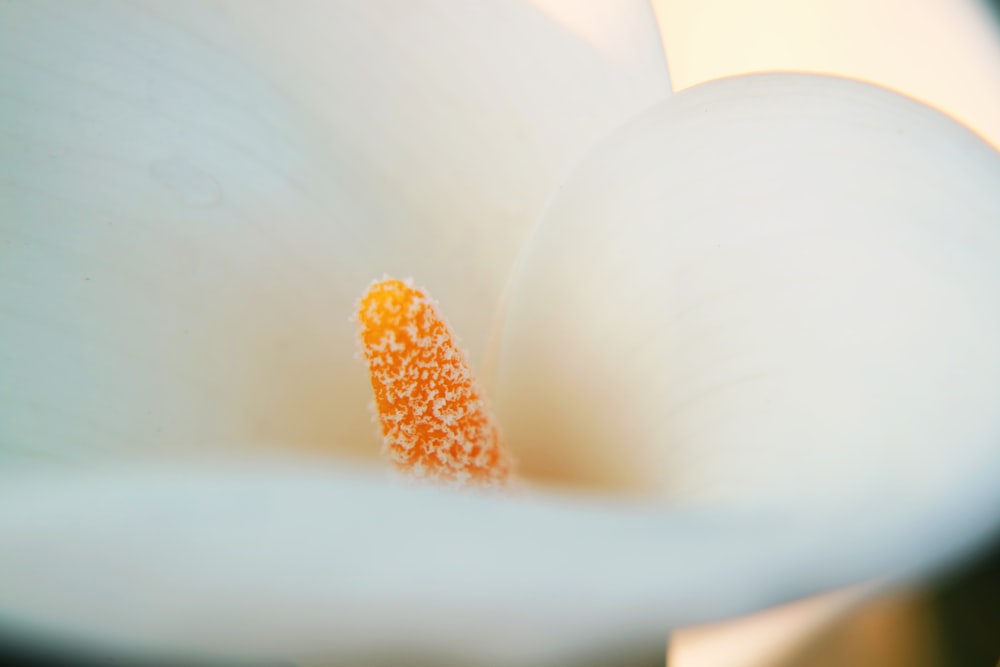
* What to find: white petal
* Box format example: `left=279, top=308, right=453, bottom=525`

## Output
left=0, top=460, right=992, bottom=664
left=653, top=0, right=1000, bottom=147
left=0, top=1, right=384, bottom=463
left=495, top=74, right=1000, bottom=561
left=213, top=0, right=671, bottom=356
left=0, top=1, right=666, bottom=464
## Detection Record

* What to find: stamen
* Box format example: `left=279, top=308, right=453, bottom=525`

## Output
left=355, top=278, right=512, bottom=488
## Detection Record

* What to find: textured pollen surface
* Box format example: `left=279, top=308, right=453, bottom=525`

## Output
left=355, top=278, right=512, bottom=487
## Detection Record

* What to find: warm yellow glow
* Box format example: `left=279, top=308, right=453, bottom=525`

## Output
left=668, top=587, right=866, bottom=667
left=668, top=587, right=939, bottom=667
left=652, top=0, right=1000, bottom=147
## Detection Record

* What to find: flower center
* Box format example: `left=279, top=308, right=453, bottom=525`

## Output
left=355, top=278, right=512, bottom=488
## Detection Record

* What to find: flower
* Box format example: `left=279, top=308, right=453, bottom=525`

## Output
left=2, top=2, right=1000, bottom=666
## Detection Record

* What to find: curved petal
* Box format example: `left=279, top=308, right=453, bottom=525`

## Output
left=0, top=1, right=384, bottom=462
left=0, top=1, right=666, bottom=464
left=212, top=0, right=671, bottom=355
left=0, top=460, right=994, bottom=664
left=495, top=74, right=1000, bottom=561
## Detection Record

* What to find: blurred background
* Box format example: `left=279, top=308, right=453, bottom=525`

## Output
left=669, top=540, right=1000, bottom=666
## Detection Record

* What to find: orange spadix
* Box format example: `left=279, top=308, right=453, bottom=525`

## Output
left=355, top=278, right=512, bottom=488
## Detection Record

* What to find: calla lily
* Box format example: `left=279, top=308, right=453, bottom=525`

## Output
left=2, top=2, right=1000, bottom=667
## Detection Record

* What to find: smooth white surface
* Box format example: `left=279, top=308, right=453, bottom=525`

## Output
left=194, top=0, right=671, bottom=358
left=0, top=459, right=993, bottom=665
left=0, top=0, right=669, bottom=464
left=497, top=73, right=1000, bottom=524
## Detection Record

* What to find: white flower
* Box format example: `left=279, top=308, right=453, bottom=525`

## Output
left=1, top=2, right=999, bottom=665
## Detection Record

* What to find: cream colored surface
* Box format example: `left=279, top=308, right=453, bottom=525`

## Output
left=647, top=4, right=1000, bottom=665
left=0, top=461, right=977, bottom=664
left=3, top=2, right=1000, bottom=664
left=217, top=0, right=670, bottom=359
left=652, top=0, right=1000, bottom=147
left=0, top=0, right=669, bottom=465
left=497, top=73, right=1000, bottom=517
left=530, top=0, right=670, bottom=70
left=497, top=70, right=1000, bottom=666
